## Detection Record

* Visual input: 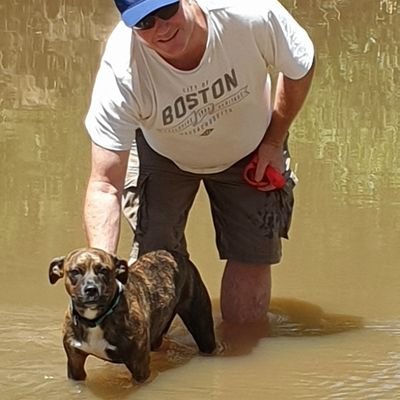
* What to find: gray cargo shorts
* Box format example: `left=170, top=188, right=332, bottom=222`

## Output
left=122, top=131, right=296, bottom=265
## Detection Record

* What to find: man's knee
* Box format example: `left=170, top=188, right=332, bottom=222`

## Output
left=220, top=261, right=271, bottom=323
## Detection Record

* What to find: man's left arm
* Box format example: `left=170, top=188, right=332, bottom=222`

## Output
left=254, top=59, right=315, bottom=186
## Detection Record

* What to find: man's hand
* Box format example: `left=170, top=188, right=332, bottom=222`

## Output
left=253, top=140, right=285, bottom=191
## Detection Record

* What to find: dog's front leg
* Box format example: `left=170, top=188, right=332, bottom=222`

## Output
left=64, top=342, right=88, bottom=381
left=122, top=338, right=151, bottom=383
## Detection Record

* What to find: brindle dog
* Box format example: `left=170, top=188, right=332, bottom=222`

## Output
left=48, top=248, right=216, bottom=383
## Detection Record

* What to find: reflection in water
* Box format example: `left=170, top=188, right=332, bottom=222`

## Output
left=268, top=297, right=363, bottom=337
left=0, top=0, right=120, bottom=278
left=83, top=339, right=201, bottom=399
left=0, top=307, right=202, bottom=399
left=1, top=301, right=395, bottom=399
left=288, top=0, right=400, bottom=208
left=212, top=298, right=363, bottom=357
left=0, top=0, right=116, bottom=111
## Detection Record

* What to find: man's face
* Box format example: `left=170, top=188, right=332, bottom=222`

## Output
left=134, top=1, right=197, bottom=65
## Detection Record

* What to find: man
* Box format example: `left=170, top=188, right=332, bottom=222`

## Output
left=84, top=0, right=315, bottom=324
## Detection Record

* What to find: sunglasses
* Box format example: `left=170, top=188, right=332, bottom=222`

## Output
left=134, top=2, right=180, bottom=30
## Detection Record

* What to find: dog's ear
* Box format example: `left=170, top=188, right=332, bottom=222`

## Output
left=48, top=257, right=65, bottom=284
left=114, top=257, right=129, bottom=284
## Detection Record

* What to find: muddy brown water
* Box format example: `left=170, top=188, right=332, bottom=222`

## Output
left=1, top=0, right=400, bottom=399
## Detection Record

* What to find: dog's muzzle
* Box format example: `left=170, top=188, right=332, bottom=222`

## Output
left=82, top=283, right=100, bottom=303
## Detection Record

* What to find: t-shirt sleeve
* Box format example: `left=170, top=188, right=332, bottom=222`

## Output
left=255, top=0, right=315, bottom=79
left=85, top=59, right=139, bottom=151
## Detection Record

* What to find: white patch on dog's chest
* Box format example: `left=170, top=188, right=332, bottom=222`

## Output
left=71, top=326, right=116, bottom=360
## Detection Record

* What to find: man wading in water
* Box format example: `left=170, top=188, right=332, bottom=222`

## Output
left=84, top=0, right=315, bottom=324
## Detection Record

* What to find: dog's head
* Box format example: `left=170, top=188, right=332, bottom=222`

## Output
left=48, top=248, right=128, bottom=311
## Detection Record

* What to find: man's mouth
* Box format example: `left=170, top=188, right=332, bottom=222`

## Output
left=158, top=29, right=179, bottom=43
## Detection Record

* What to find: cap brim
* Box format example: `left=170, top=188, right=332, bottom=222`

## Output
left=122, top=0, right=179, bottom=27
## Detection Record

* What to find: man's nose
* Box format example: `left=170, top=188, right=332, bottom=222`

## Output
left=153, top=17, right=171, bottom=32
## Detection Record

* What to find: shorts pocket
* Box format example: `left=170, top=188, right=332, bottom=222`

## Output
left=254, top=178, right=295, bottom=240
left=278, top=179, right=295, bottom=239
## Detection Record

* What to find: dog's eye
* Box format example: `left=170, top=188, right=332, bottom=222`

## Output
left=69, top=269, right=82, bottom=278
left=98, top=267, right=110, bottom=276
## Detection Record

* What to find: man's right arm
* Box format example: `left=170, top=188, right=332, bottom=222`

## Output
left=84, top=142, right=130, bottom=254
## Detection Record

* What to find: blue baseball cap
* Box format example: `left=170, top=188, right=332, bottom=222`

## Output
left=114, top=0, right=180, bottom=27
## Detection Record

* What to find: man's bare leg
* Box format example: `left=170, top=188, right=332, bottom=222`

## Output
left=220, top=261, right=271, bottom=324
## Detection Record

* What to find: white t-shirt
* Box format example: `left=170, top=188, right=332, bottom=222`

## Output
left=85, top=0, right=314, bottom=175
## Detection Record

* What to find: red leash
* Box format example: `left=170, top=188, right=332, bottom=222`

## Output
left=243, top=158, right=286, bottom=189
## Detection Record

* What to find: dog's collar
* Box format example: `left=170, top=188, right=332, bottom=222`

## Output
left=70, top=281, right=124, bottom=328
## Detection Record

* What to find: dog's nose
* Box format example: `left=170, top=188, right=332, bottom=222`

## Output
left=84, top=285, right=99, bottom=297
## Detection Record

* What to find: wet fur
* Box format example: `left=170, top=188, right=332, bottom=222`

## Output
left=49, top=249, right=216, bottom=383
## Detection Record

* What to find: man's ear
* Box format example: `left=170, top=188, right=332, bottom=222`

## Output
left=48, top=256, right=65, bottom=284
left=114, top=257, right=129, bottom=284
